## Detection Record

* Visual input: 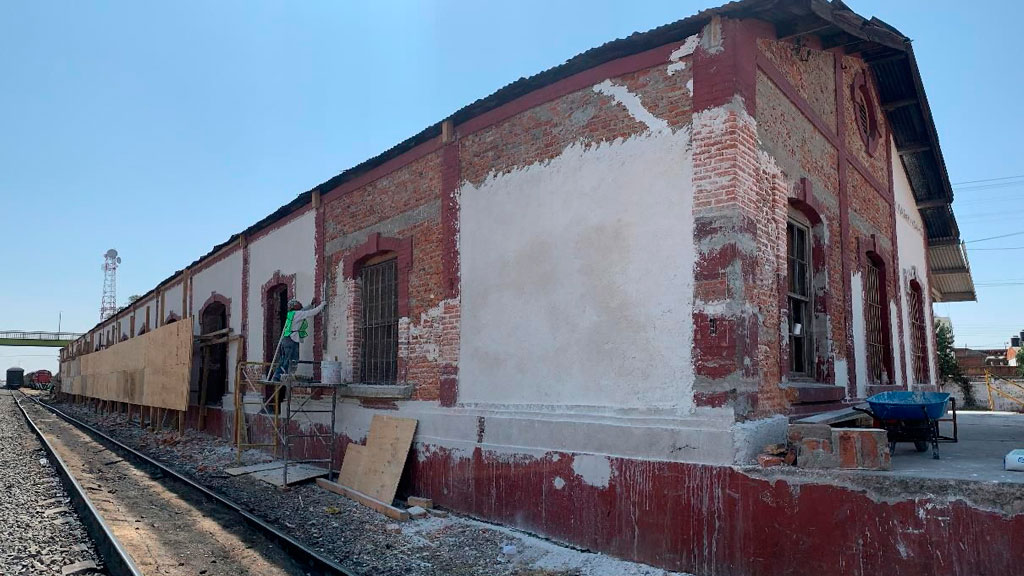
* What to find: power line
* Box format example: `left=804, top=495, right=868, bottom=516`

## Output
left=970, top=246, right=1024, bottom=251
left=953, top=174, right=1024, bottom=186
left=965, top=230, right=1024, bottom=244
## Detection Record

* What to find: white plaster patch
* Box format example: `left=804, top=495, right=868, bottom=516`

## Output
left=246, top=209, right=317, bottom=364
left=552, top=476, right=566, bottom=490
left=686, top=77, right=694, bottom=96
left=458, top=128, right=695, bottom=411
left=592, top=80, right=669, bottom=133
left=670, top=34, right=700, bottom=60
left=667, top=61, right=687, bottom=76
left=891, top=138, right=936, bottom=387
left=890, top=300, right=903, bottom=388
left=851, top=271, right=869, bottom=397
left=163, top=282, right=184, bottom=318
left=572, top=454, right=611, bottom=488
left=834, top=358, right=849, bottom=394
left=732, top=415, right=788, bottom=465
left=667, top=34, right=699, bottom=77
left=190, top=250, right=245, bottom=397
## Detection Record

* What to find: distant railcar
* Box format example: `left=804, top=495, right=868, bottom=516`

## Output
left=5, top=367, right=24, bottom=389
left=31, top=369, right=52, bottom=387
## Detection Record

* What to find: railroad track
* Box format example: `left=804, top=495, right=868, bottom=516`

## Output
left=14, top=391, right=354, bottom=576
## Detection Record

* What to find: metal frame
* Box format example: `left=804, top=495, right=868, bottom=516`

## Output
left=234, top=360, right=340, bottom=487
left=864, top=259, right=887, bottom=384
left=907, top=283, right=928, bottom=384
left=985, top=371, right=1024, bottom=410
left=360, top=258, right=399, bottom=384
left=234, top=361, right=283, bottom=458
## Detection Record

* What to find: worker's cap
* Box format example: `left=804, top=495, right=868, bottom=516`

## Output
left=287, top=298, right=302, bottom=309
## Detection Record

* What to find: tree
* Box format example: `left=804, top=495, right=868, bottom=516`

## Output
left=935, top=320, right=976, bottom=407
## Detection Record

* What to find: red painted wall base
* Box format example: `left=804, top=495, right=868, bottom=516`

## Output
left=201, top=406, right=1024, bottom=576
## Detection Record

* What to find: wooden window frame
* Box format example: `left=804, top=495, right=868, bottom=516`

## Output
left=787, top=217, right=815, bottom=378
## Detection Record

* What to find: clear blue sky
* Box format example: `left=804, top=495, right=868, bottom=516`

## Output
left=1, top=1, right=1021, bottom=374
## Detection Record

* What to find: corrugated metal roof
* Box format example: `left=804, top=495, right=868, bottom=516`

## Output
left=928, top=242, right=977, bottom=302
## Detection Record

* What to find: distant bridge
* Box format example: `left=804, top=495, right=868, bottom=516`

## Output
left=0, top=331, right=83, bottom=348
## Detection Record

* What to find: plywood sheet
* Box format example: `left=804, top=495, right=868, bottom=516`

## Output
left=337, top=444, right=365, bottom=489
left=340, top=415, right=417, bottom=505
left=58, top=318, right=193, bottom=411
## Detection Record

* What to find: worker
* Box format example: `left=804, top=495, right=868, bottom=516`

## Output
left=272, top=298, right=325, bottom=381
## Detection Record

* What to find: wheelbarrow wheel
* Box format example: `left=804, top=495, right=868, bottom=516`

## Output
left=914, top=441, right=929, bottom=452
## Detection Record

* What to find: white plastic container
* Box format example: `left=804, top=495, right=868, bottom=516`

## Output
left=321, top=360, right=343, bottom=385
left=1004, top=449, right=1024, bottom=471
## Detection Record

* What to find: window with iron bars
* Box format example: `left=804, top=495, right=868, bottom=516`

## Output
left=360, top=258, right=398, bottom=384
left=864, top=259, right=888, bottom=384
left=787, top=220, right=814, bottom=377
left=909, top=281, right=928, bottom=384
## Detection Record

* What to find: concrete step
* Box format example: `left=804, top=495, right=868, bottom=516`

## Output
left=783, top=383, right=846, bottom=404
left=788, top=400, right=849, bottom=418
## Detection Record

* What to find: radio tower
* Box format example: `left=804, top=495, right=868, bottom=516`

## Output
left=100, top=249, right=122, bottom=321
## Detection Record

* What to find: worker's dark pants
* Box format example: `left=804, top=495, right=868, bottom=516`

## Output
left=272, top=338, right=299, bottom=381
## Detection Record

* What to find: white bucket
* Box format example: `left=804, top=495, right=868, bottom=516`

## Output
left=321, top=360, right=343, bottom=385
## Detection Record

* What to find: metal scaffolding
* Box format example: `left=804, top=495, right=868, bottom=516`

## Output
left=233, top=360, right=340, bottom=486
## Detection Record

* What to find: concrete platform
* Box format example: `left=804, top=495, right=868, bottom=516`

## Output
left=885, top=410, right=1024, bottom=484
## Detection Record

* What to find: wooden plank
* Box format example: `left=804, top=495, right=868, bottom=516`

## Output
left=337, top=444, right=366, bottom=489
left=795, top=406, right=872, bottom=426
left=225, top=461, right=285, bottom=476
left=355, top=415, right=417, bottom=504
left=316, top=479, right=409, bottom=521
left=251, top=463, right=327, bottom=487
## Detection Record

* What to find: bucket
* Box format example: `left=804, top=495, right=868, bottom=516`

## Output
left=321, top=360, right=343, bottom=385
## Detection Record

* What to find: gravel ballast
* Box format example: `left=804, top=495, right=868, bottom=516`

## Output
left=51, top=396, right=690, bottom=576
left=0, top=391, right=102, bottom=576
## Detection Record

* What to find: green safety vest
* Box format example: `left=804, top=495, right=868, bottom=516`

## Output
left=283, top=311, right=308, bottom=339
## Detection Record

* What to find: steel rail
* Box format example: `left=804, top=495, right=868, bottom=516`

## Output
left=20, top=392, right=356, bottom=576
left=11, top=391, right=145, bottom=576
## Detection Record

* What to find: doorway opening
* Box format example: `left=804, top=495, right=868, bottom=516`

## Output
left=199, top=301, right=228, bottom=405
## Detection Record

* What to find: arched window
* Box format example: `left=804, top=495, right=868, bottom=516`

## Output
left=908, top=280, right=928, bottom=384
left=359, top=254, right=399, bottom=383
left=342, top=233, right=412, bottom=385
left=785, top=196, right=827, bottom=380
left=864, top=252, right=892, bottom=385
left=787, top=212, right=813, bottom=376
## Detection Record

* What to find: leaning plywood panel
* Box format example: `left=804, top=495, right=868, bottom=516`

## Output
left=338, top=444, right=366, bottom=489
left=355, top=415, right=417, bottom=504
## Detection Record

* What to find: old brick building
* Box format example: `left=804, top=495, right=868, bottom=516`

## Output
left=62, top=1, right=1013, bottom=575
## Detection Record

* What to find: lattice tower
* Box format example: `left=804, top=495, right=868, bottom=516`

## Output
left=100, top=249, right=121, bottom=321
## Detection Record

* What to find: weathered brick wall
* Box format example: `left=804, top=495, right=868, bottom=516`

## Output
left=753, top=32, right=906, bottom=398
left=323, top=151, right=452, bottom=401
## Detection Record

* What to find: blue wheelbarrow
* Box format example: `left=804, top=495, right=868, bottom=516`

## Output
left=852, top=391, right=956, bottom=459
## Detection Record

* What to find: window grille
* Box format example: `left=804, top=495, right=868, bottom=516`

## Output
left=787, top=221, right=813, bottom=377
left=360, top=258, right=398, bottom=384
left=864, top=260, right=886, bottom=384
left=909, top=284, right=928, bottom=383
